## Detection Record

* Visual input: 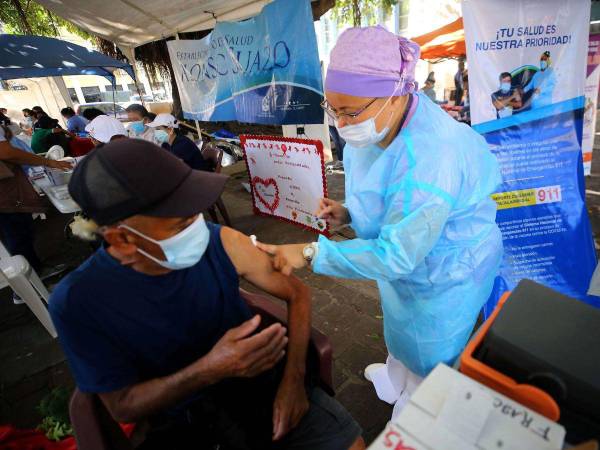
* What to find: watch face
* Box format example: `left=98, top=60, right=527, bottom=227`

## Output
left=303, top=246, right=315, bottom=259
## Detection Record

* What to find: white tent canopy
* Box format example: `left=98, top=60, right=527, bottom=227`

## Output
left=35, top=0, right=327, bottom=52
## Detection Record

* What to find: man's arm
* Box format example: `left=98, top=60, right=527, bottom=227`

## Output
left=221, top=227, right=311, bottom=440
left=509, top=90, right=522, bottom=109
left=0, top=140, right=68, bottom=169
left=99, top=316, right=287, bottom=423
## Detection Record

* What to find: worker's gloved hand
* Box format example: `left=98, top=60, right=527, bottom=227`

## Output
left=256, top=242, right=307, bottom=276
left=315, top=198, right=350, bottom=227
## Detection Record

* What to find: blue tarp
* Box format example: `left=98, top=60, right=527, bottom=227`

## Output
left=0, top=34, right=134, bottom=81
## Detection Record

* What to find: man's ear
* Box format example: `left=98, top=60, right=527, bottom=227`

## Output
left=103, top=227, right=137, bottom=255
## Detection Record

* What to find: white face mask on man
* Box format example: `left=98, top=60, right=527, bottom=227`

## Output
left=119, top=214, right=210, bottom=270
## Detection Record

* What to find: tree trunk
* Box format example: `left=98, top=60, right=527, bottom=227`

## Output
left=11, top=0, right=33, bottom=34
left=352, top=0, right=361, bottom=27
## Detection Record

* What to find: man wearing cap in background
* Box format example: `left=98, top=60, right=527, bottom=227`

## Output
left=125, top=103, right=157, bottom=143
left=147, top=113, right=212, bottom=172
left=85, top=115, right=127, bottom=146
left=49, top=139, right=364, bottom=450
left=420, top=71, right=437, bottom=102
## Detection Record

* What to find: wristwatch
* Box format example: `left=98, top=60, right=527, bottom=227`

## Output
left=302, top=242, right=319, bottom=264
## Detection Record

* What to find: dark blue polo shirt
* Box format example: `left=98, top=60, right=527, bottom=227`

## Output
left=162, top=134, right=212, bottom=172
left=49, top=223, right=252, bottom=393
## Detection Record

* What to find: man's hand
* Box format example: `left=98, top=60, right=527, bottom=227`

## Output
left=255, top=243, right=307, bottom=276
left=203, top=315, right=288, bottom=379
left=272, top=375, right=310, bottom=441
left=316, top=198, right=350, bottom=227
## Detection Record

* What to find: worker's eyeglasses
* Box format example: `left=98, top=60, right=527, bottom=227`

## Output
left=320, top=98, right=379, bottom=122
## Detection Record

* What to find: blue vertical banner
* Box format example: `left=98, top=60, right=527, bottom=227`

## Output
left=462, top=0, right=598, bottom=314
left=167, top=0, right=323, bottom=125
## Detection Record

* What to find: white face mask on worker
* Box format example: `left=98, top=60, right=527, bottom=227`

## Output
left=336, top=85, right=399, bottom=148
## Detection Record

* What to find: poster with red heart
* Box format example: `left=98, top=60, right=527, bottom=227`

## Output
left=240, top=135, right=329, bottom=235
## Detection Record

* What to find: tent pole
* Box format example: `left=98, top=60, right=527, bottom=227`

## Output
left=175, top=32, right=202, bottom=141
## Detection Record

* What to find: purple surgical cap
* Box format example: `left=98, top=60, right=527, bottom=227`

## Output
left=325, top=26, right=421, bottom=98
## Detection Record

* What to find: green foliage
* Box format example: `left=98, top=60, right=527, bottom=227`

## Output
left=332, top=0, right=399, bottom=27
left=0, top=0, right=90, bottom=39
left=36, top=387, right=74, bottom=441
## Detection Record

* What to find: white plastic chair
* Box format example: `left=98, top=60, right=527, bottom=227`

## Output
left=0, top=241, right=57, bottom=338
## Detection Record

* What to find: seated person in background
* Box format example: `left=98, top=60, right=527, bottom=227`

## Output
left=51, top=140, right=365, bottom=450
left=30, top=115, right=69, bottom=154
left=0, top=108, right=11, bottom=126
left=491, top=72, right=522, bottom=119
left=420, top=72, right=437, bottom=102
left=148, top=113, right=212, bottom=172
left=21, top=108, right=34, bottom=131
left=31, top=106, right=46, bottom=130
left=125, top=104, right=157, bottom=143
left=61, top=107, right=89, bottom=134
left=85, top=115, right=127, bottom=146
left=81, top=107, right=105, bottom=122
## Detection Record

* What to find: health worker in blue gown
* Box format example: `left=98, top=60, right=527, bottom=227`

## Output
left=524, top=50, right=557, bottom=109
left=257, top=27, right=504, bottom=419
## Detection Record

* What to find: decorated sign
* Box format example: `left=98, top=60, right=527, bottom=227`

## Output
left=463, top=0, right=598, bottom=315
left=166, top=0, right=323, bottom=125
left=241, top=135, right=329, bottom=234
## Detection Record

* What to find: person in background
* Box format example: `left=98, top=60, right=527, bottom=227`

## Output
left=523, top=50, right=556, bottom=109
left=21, top=109, right=34, bottom=130
left=31, top=106, right=46, bottom=130
left=50, top=140, right=365, bottom=450
left=459, top=70, right=471, bottom=124
left=81, top=108, right=106, bottom=122
left=491, top=72, right=522, bottom=119
left=454, top=58, right=465, bottom=105
left=61, top=107, right=89, bottom=134
left=0, top=124, right=71, bottom=304
left=85, top=115, right=127, bottom=146
left=30, top=116, right=67, bottom=154
left=147, top=113, right=212, bottom=172
left=0, top=108, right=11, bottom=126
left=125, top=104, right=156, bottom=142
left=327, top=115, right=345, bottom=170
left=420, top=72, right=437, bottom=102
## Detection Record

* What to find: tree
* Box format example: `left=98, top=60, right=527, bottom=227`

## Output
left=0, top=0, right=89, bottom=38
left=332, top=0, right=399, bottom=27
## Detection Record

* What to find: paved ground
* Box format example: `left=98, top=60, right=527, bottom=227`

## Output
left=2, top=135, right=600, bottom=445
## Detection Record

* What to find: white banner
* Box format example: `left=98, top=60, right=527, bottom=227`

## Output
left=463, top=0, right=590, bottom=125
left=583, top=34, right=600, bottom=176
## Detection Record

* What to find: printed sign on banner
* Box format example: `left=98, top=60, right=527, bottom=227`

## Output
left=583, top=34, right=600, bottom=175
left=241, top=135, right=329, bottom=235
left=463, top=0, right=598, bottom=315
left=167, top=0, right=323, bottom=125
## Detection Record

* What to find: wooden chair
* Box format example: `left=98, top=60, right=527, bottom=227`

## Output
left=201, top=142, right=232, bottom=227
left=69, top=289, right=334, bottom=450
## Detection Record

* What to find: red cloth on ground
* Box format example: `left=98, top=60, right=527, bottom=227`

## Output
left=68, top=137, right=95, bottom=157
left=0, top=424, right=135, bottom=450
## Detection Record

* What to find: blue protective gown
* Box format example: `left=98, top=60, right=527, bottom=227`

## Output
left=524, top=68, right=556, bottom=109
left=313, top=93, right=503, bottom=377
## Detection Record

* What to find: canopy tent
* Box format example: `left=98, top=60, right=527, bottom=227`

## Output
left=35, top=0, right=333, bottom=52
left=413, top=17, right=465, bottom=61
left=0, top=34, right=135, bottom=81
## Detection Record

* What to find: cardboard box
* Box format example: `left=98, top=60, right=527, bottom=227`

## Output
left=368, top=364, right=566, bottom=450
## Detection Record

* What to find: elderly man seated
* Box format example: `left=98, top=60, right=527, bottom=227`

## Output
left=50, top=140, right=364, bottom=450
